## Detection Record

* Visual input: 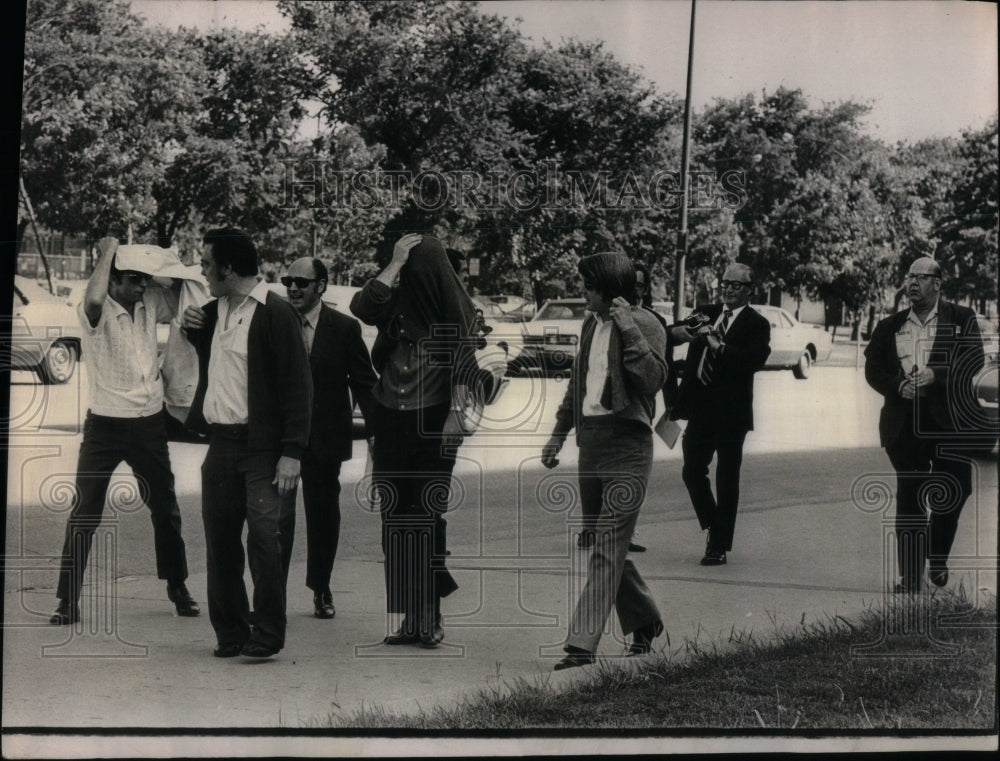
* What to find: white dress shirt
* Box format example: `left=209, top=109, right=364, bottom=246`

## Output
left=203, top=280, right=270, bottom=425
left=582, top=315, right=614, bottom=418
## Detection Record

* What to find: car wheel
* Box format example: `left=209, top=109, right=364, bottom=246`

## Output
left=36, top=340, right=77, bottom=384
left=792, top=350, right=812, bottom=380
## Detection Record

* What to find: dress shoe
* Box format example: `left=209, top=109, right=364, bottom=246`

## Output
left=383, top=619, right=420, bottom=645
left=627, top=619, right=665, bottom=656
left=554, top=647, right=595, bottom=671
left=49, top=599, right=80, bottom=626
left=419, top=616, right=444, bottom=649
left=700, top=549, right=727, bottom=566
left=167, top=582, right=201, bottom=617
left=313, top=589, right=336, bottom=619
left=241, top=641, right=279, bottom=659
left=893, top=581, right=921, bottom=594
left=213, top=642, right=244, bottom=658
left=576, top=531, right=595, bottom=549
left=929, top=563, right=949, bottom=588
left=628, top=541, right=647, bottom=553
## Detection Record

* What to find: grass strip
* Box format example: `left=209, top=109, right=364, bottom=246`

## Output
left=330, top=587, right=996, bottom=729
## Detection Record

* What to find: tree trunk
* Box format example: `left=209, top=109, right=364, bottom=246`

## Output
left=18, top=176, right=55, bottom=295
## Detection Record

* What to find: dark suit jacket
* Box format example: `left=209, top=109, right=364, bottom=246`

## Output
left=670, top=303, right=771, bottom=434
left=185, top=291, right=312, bottom=459
left=307, top=305, right=377, bottom=463
left=864, top=300, right=983, bottom=447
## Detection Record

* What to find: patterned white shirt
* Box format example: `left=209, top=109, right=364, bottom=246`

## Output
left=79, top=288, right=176, bottom=417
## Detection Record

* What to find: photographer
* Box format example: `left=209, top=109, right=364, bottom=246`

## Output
left=669, top=263, right=771, bottom=566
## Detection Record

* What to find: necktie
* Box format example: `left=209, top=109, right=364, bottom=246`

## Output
left=301, top=316, right=312, bottom=357
left=698, top=310, right=732, bottom=386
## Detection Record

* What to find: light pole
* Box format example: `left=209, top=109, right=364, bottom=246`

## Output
left=674, top=0, right=696, bottom=323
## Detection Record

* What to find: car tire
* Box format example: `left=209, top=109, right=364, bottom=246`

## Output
left=792, top=350, right=812, bottom=380
left=36, top=340, right=77, bottom=384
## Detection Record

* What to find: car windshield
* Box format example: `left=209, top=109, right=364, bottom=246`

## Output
left=536, top=302, right=588, bottom=320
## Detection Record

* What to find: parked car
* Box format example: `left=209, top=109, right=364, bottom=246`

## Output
left=494, top=301, right=536, bottom=323
left=510, top=298, right=589, bottom=376
left=666, top=303, right=832, bottom=380
left=7, top=276, right=82, bottom=384
left=754, top=305, right=833, bottom=379
left=478, top=294, right=528, bottom=312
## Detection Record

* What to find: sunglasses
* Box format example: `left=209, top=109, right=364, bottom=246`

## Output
left=280, top=276, right=319, bottom=289
left=123, top=273, right=152, bottom=285
left=720, top=280, right=751, bottom=290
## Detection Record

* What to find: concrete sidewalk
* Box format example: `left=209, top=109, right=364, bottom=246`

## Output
left=3, top=451, right=996, bottom=730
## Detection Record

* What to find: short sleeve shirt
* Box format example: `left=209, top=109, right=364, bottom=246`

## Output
left=79, top=288, right=175, bottom=417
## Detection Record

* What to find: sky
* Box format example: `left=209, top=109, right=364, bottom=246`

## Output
left=130, top=0, right=998, bottom=144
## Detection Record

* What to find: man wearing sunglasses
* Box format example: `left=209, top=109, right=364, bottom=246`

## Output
left=669, top=263, right=771, bottom=567
left=281, top=258, right=377, bottom=620
left=50, top=237, right=200, bottom=626
left=864, top=257, right=984, bottom=593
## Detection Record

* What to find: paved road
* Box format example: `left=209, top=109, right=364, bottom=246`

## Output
left=3, top=367, right=997, bottom=736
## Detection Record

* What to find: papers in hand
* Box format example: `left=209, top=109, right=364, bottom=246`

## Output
left=654, top=413, right=682, bottom=448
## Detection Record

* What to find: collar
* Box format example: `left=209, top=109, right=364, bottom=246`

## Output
left=907, top=298, right=940, bottom=327
left=723, top=303, right=747, bottom=320
left=105, top=293, right=145, bottom=319
left=301, top=300, right=322, bottom=328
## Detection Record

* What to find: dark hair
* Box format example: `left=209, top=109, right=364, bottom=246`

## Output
left=634, top=262, right=653, bottom=308
left=203, top=228, right=258, bottom=277
left=445, top=248, right=467, bottom=275
left=307, top=257, right=329, bottom=284
left=578, top=252, right=637, bottom=304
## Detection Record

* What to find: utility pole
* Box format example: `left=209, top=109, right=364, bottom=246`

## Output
left=674, top=0, right=697, bottom=322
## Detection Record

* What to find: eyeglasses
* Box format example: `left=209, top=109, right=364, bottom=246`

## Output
left=123, top=273, right=151, bottom=285
left=905, top=273, right=939, bottom=283
left=720, top=280, right=751, bottom=290
left=281, top=276, right=319, bottom=289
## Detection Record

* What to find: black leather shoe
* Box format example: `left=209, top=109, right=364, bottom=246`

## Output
left=554, top=647, right=595, bottom=671
left=929, top=563, right=949, bottom=588
left=167, top=582, right=201, bottom=617
left=700, top=549, right=727, bottom=566
left=627, top=620, right=665, bottom=656
left=313, top=589, right=336, bottom=619
left=384, top=619, right=420, bottom=645
left=241, top=641, right=279, bottom=659
left=49, top=599, right=80, bottom=626
left=213, top=642, right=243, bottom=658
left=419, top=617, right=444, bottom=649
left=628, top=541, right=647, bottom=553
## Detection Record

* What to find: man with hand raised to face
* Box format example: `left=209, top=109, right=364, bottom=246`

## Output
left=182, top=228, right=312, bottom=660
left=669, top=263, right=771, bottom=567
left=282, top=257, right=377, bottom=620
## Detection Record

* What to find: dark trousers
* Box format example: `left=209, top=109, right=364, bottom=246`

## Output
left=201, top=430, right=295, bottom=650
left=296, top=453, right=343, bottom=593
left=885, top=411, right=973, bottom=588
left=56, top=411, right=188, bottom=602
left=371, top=402, right=458, bottom=629
left=681, top=419, right=748, bottom=552
left=569, top=419, right=661, bottom=652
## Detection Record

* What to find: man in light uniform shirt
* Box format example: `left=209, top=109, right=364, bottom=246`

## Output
left=50, top=237, right=199, bottom=625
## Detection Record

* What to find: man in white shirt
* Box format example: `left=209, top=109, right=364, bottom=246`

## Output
left=50, top=237, right=199, bottom=625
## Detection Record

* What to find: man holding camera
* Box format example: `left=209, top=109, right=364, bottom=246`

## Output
left=669, top=263, right=771, bottom=566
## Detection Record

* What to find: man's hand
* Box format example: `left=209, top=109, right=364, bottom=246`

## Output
left=95, top=236, right=118, bottom=259
left=541, top=436, right=562, bottom=469
left=609, top=297, right=635, bottom=328
left=913, top=367, right=935, bottom=388
left=182, top=305, right=207, bottom=330
left=705, top=333, right=723, bottom=352
left=391, top=233, right=423, bottom=268
left=273, top=456, right=301, bottom=496
left=899, top=378, right=916, bottom=399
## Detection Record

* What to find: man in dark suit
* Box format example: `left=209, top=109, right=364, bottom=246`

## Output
left=669, top=263, right=771, bottom=566
left=864, top=257, right=984, bottom=593
left=283, top=257, right=378, bottom=619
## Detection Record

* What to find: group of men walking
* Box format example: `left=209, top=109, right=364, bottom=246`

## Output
left=48, top=229, right=986, bottom=667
